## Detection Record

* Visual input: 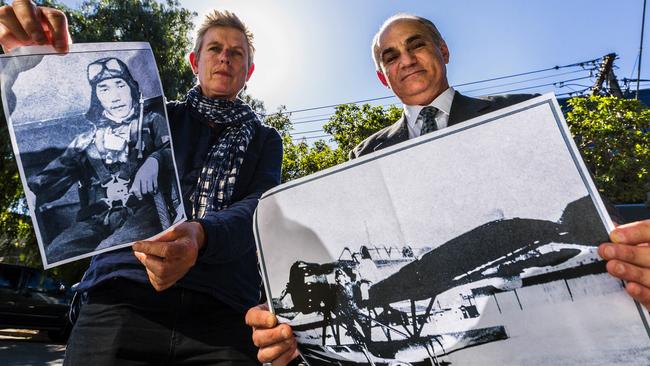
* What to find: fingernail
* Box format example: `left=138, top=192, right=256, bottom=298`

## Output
left=281, top=327, right=290, bottom=338
left=604, top=246, right=616, bottom=259
left=615, top=263, right=626, bottom=275
left=611, top=230, right=625, bottom=243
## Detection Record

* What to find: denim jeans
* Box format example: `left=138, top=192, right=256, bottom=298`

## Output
left=64, top=278, right=259, bottom=365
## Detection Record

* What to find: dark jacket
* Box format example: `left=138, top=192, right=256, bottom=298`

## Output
left=350, top=92, right=535, bottom=158
left=28, top=110, right=170, bottom=220
left=76, top=100, right=283, bottom=312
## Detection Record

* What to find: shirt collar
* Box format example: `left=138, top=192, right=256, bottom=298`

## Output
left=403, top=87, right=455, bottom=128
left=102, top=107, right=136, bottom=124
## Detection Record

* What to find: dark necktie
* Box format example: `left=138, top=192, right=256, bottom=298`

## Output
left=418, top=106, right=439, bottom=135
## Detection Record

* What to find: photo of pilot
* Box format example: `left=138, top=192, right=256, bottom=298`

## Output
left=26, top=56, right=179, bottom=264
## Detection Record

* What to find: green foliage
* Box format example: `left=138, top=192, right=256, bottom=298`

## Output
left=324, top=103, right=402, bottom=153
left=240, top=91, right=267, bottom=116
left=566, top=95, right=650, bottom=203
left=0, top=0, right=195, bottom=283
left=66, top=0, right=196, bottom=100
left=0, top=72, right=37, bottom=272
left=277, top=96, right=650, bottom=206
left=280, top=136, right=346, bottom=183
left=264, top=103, right=401, bottom=183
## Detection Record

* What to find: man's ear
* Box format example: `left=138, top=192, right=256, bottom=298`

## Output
left=376, top=70, right=389, bottom=87
left=246, top=63, right=255, bottom=81
left=189, top=51, right=198, bottom=74
left=439, top=41, right=450, bottom=64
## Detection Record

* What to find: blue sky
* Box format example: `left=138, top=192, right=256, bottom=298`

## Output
left=59, top=0, right=649, bottom=139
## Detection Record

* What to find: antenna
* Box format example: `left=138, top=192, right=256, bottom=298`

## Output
left=637, top=0, right=647, bottom=99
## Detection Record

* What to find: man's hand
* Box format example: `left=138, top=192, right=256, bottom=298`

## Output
left=245, top=304, right=299, bottom=366
left=599, top=220, right=650, bottom=310
left=130, top=157, right=159, bottom=200
left=132, top=221, right=205, bottom=291
left=0, top=1, right=69, bottom=53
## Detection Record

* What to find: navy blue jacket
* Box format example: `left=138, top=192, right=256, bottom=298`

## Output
left=76, top=100, right=283, bottom=312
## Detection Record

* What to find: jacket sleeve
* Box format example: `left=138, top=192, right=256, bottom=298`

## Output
left=28, top=133, right=89, bottom=205
left=145, top=112, right=172, bottom=169
left=195, top=127, right=283, bottom=264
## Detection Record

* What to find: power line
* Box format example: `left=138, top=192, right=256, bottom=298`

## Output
left=285, top=75, right=597, bottom=139
left=459, top=68, right=590, bottom=94
left=637, top=0, right=647, bottom=99
left=556, top=87, right=590, bottom=97
left=292, top=128, right=327, bottom=136
left=283, top=95, right=397, bottom=115
left=290, top=112, right=336, bottom=121
left=292, top=117, right=330, bottom=125
left=484, top=76, right=593, bottom=95
left=275, top=56, right=604, bottom=116
left=452, top=57, right=600, bottom=88
left=292, top=134, right=331, bottom=141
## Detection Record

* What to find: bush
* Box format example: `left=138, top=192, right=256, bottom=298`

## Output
left=566, top=96, right=650, bottom=203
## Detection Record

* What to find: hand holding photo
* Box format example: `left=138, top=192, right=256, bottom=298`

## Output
left=254, top=94, right=650, bottom=365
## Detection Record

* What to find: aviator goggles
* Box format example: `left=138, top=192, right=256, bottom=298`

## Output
left=87, top=58, right=129, bottom=84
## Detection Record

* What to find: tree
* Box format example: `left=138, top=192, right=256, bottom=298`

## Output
left=265, top=106, right=344, bottom=182
left=324, top=103, right=402, bottom=154
left=0, top=0, right=196, bottom=283
left=566, top=95, right=650, bottom=204
left=272, top=95, right=650, bottom=206
left=264, top=103, right=401, bottom=183
left=66, top=0, right=195, bottom=100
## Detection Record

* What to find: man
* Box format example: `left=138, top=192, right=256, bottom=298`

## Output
left=349, top=14, right=532, bottom=158
left=245, top=13, right=650, bottom=365
left=0, top=1, right=281, bottom=364
left=28, top=56, right=173, bottom=264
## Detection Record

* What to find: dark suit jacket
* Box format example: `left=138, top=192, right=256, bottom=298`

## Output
left=349, top=91, right=535, bottom=158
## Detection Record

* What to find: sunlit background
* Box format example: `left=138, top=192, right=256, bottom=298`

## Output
left=59, top=0, right=649, bottom=138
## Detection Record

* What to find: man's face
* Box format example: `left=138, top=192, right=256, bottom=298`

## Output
left=376, top=19, right=450, bottom=106
left=96, top=78, right=133, bottom=119
left=190, top=26, right=253, bottom=100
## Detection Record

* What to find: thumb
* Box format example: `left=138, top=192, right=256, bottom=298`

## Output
left=133, top=250, right=147, bottom=264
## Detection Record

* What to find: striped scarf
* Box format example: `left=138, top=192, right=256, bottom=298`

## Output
left=187, top=85, right=259, bottom=218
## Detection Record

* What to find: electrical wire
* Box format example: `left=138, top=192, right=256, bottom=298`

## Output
left=458, top=68, right=591, bottom=94
left=277, top=56, right=604, bottom=116
left=450, top=57, right=601, bottom=88
left=278, top=57, right=608, bottom=141
left=285, top=74, right=597, bottom=138
left=479, top=76, right=593, bottom=95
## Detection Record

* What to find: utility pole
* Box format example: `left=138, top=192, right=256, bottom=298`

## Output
left=591, top=53, right=623, bottom=97
left=638, top=0, right=647, bottom=99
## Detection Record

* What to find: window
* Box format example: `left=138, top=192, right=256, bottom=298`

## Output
left=0, top=266, right=21, bottom=290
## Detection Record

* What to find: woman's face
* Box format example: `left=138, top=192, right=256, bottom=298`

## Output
left=96, top=77, right=133, bottom=119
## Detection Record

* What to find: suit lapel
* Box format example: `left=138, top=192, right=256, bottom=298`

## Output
left=448, top=91, right=491, bottom=126
left=371, top=92, right=490, bottom=153
left=373, top=115, right=409, bottom=152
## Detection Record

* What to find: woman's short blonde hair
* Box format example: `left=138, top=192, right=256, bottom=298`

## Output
left=193, top=10, right=255, bottom=67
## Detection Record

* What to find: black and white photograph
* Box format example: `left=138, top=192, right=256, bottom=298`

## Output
left=254, top=95, right=650, bottom=365
left=1, top=43, right=185, bottom=268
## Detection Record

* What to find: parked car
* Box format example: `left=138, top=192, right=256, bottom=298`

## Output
left=615, top=203, right=650, bottom=223
left=0, top=263, right=73, bottom=342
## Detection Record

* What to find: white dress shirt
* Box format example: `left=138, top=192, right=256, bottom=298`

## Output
left=403, top=87, right=455, bottom=139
